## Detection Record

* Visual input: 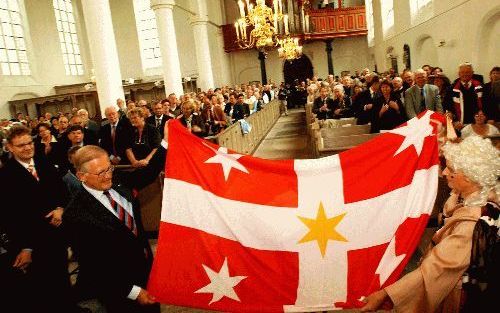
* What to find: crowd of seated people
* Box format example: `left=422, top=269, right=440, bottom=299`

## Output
left=0, top=82, right=279, bottom=168
left=297, top=63, right=499, bottom=138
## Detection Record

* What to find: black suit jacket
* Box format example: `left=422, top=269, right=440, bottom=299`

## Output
left=224, top=103, right=245, bottom=121
left=63, top=147, right=166, bottom=310
left=0, top=156, right=68, bottom=258
left=312, top=96, right=335, bottom=120
left=0, top=156, right=74, bottom=313
left=146, top=114, right=170, bottom=137
left=99, top=118, right=133, bottom=161
left=354, top=89, right=378, bottom=125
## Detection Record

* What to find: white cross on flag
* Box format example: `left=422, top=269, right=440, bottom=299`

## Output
left=148, top=111, right=444, bottom=312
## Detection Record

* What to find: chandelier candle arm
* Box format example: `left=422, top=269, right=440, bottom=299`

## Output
left=284, top=14, right=289, bottom=35
left=238, top=0, right=245, bottom=18
left=234, top=22, right=240, bottom=40
left=234, top=0, right=285, bottom=50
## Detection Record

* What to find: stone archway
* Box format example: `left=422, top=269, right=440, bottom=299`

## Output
left=283, top=54, right=314, bottom=85
left=415, top=35, right=438, bottom=68
left=475, top=7, right=500, bottom=75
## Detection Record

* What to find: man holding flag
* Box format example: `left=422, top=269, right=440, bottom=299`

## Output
left=63, top=125, right=169, bottom=313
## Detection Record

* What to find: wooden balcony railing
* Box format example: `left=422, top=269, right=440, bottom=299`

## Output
left=222, top=5, right=367, bottom=52
left=305, top=6, right=367, bottom=40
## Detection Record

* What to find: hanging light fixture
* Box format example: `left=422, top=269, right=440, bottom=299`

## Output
left=234, top=0, right=285, bottom=50
left=278, top=36, right=303, bottom=61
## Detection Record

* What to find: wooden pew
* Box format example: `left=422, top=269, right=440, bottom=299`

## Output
left=318, top=133, right=380, bottom=156
left=311, top=122, right=370, bottom=158
left=319, top=117, right=357, bottom=128
left=320, top=124, right=371, bottom=138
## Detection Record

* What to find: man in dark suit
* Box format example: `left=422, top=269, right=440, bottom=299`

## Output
left=70, top=115, right=98, bottom=146
left=224, top=93, right=245, bottom=122
left=63, top=137, right=167, bottom=313
left=237, top=93, right=251, bottom=117
left=482, top=66, right=500, bottom=123
left=146, top=101, right=170, bottom=137
left=99, top=106, right=133, bottom=165
left=312, top=86, right=335, bottom=120
left=353, top=76, right=381, bottom=125
left=1, top=125, right=77, bottom=312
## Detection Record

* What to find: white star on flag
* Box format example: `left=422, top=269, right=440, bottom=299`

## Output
left=389, top=111, right=434, bottom=156
left=195, top=257, right=247, bottom=305
left=204, top=144, right=249, bottom=181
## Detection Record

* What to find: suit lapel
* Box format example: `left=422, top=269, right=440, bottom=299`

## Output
left=78, top=189, right=126, bottom=233
left=10, top=158, right=38, bottom=184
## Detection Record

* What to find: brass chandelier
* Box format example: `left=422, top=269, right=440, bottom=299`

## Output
left=278, top=36, right=303, bottom=61
left=234, top=0, right=285, bottom=50
left=234, top=0, right=303, bottom=61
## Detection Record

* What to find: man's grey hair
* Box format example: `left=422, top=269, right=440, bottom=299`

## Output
left=459, top=62, right=473, bottom=70
left=104, top=106, right=118, bottom=115
left=414, top=69, right=427, bottom=77
left=73, top=145, right=108, bottom=172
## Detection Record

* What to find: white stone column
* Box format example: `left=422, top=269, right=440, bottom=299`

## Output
left=191, top=0, right=215, bottom=91
left=80, top=0, right=124, bottom=117
left=287, top=0, right=296, bottom=33
left=150, top=0, right=184, bottom=97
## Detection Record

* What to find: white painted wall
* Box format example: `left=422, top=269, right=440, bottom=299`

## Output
left=0, top=0, right=92, bottom=118
left=369, top=0, right=500, bottom=79
left=2, top=0, right=498, bottom=118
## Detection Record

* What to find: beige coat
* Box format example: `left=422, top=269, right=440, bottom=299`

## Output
left=385, top=194, right=481, bottom=313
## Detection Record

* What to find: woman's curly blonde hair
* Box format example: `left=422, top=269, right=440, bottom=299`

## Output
left=442, top=136, right=500, bottom=206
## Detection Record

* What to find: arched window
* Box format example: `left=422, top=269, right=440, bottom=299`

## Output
left=381, top=0, right=394, bottom=36
left=365, top=0, right=374, bottom=47
left=53, top=0, right=84, bottom=75
left=403, top=44, right=411, bottom=70
left=133, top=0, right=162, bottom=70
left=0, top=0, right=30, bottom=75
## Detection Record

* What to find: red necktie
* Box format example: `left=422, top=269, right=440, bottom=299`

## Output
left=103, top=190, right=137, bottom=235
left=111, top=125, right=117, bottom=156
left=27, top=164, right=39, bottom=181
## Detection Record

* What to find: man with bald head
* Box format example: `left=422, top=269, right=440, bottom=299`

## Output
left=450, top=63, right=484, bottom=128
left=77, top=108, right=99, bottom=137
left=99, top=106, right=133, bottom=165
left=63, top=125, right=168, bottom=313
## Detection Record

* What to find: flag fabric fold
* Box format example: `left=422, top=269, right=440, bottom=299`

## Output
left=148, top=111, right=442, bottom=312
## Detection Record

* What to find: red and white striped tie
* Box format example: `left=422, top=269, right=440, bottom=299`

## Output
left=103, top=190, right=137, bottom=235
left=27, top=164, right=39, bottom=181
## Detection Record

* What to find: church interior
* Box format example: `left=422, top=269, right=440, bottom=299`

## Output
left=0, top=0, right=499, bottom=312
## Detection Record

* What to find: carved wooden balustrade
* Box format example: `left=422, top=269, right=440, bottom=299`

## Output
left=222, top=5, right=367, bottom=52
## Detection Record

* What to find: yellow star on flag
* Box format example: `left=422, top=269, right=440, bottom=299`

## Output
left=298, top=202, right=348, bottom=257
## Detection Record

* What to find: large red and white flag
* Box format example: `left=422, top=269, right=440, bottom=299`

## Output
left=148, top=111, right=443, bottom=312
